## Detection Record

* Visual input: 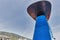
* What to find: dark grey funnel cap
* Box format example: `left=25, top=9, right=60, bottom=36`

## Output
left=27, top=1, right=51, bottom=20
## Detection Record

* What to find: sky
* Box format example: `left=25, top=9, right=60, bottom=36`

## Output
left=0, top=0, right=60, bottom=40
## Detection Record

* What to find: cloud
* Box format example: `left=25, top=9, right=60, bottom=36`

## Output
left=0, top=0, right=36, bottom=38
left=0, top=0, right=60, bottom=39
left=49, top=25, right=60, bottom=40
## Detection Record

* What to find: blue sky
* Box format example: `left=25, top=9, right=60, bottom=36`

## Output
left=0, top=0, right=60, bottom=40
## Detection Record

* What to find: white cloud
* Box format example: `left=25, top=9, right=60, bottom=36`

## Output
left=50, top=25, right=60, bottom=40
left=0, top=0, right=60, bottom=39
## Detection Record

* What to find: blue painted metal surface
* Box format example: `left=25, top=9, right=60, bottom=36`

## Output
left=33, top=15, right=51, bottom=40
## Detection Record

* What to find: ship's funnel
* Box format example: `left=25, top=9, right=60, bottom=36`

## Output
left=27, top=1, right=51, bottom=20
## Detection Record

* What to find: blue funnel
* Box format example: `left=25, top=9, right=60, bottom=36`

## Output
left=33, top=15, right=51, bottom=40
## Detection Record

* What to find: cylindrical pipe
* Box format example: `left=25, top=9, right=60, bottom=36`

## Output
left=33, top=15, right=51, bottom=40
